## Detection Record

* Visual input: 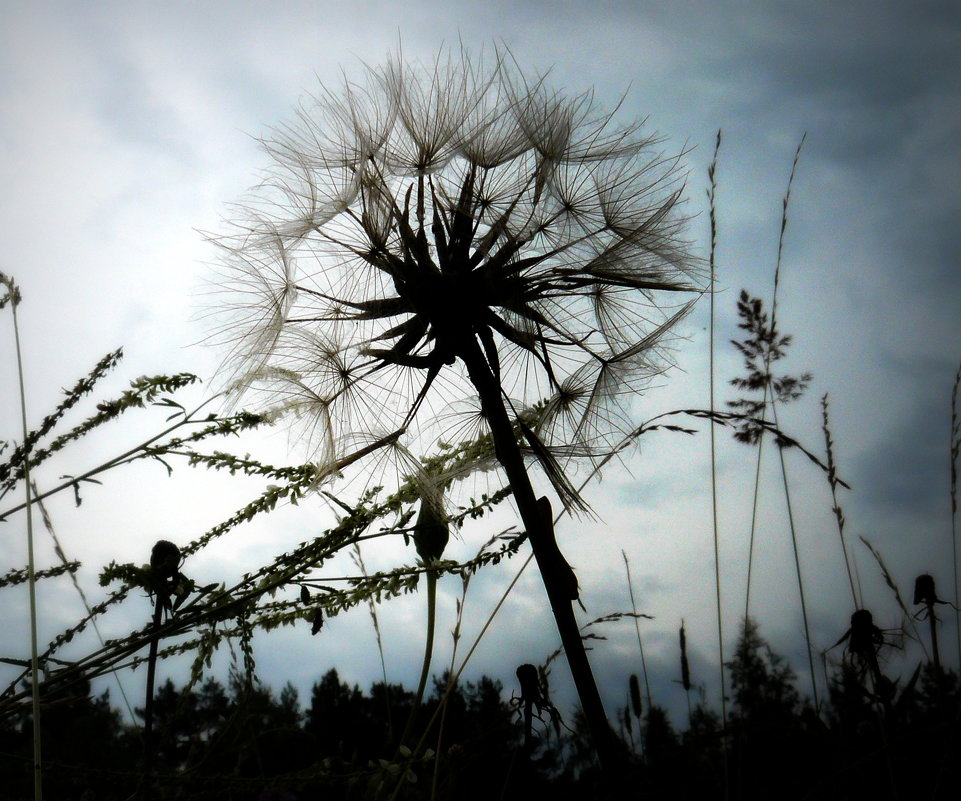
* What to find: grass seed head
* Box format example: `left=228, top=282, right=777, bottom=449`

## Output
left=629, top=673, right=643, bottom=718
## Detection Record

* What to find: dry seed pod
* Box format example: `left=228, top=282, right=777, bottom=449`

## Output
left=413, top=496, right=449, bottom=563
left=913, top=573, right=936, bottom=606
left=516, top=663, right=542, bottom=708
left=848, top=609, right=882, bottom=654
left=150, top=540, right=181, bottom=581
left=310, top=608, right=324, bottom=636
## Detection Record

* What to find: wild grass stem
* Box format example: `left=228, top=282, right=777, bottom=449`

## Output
left=820, top=395, right=862, bottom=610
left=706, top=130, right=728, bottom=706
left=32, top=483, right=137, bottom=723
left=770, top=399, right=820, bottom=710
left=767, top=142, right=819, bottom=709
left=950, top=362, right=961, bottom=667
left=3, top=273, right=43, bottom=801
left=622, top=551, right=652, bottom=709
left=706, top=131, right=731, bottom=800
left=350, top=542, right=393, bottom=738
left=0, top=395, right=220, bottom=523
left=742, top=411, right=768, bottom=622
left=757, top=135, right=820, bottom=710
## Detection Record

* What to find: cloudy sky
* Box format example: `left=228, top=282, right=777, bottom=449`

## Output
left=2, top=0, right=959, bottom=729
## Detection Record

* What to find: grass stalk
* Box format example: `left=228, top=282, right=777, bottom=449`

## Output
left=351, top=542, right=393, bottom=739
left=706, top=131, right=730, bottom=798
left=3, top=274, right=43, bottom=801
left=0, top=395, right=219, bottom=522
left=401, top=497, right=449, bottom=750
left=765, top=135, right=821, bottom=710
left=401, top=567, right=439, bottom=749
left=820, top=395, right=862, bottom=610
left=950, top=362, right=960, bottom=667
left=769, top=401, right=820, bottom=709
left=742, top=410, right=768, bottom=622
left=142, top=590, right=164, bottom=781
left=430, top=575, right=472, bottom=801
left=32, top=483, right=137, bottom=723
left=622, top=551, right=653, bottom=709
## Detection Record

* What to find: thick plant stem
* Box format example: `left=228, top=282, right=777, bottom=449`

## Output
left=456, top=337, right=618, bottom=775
left=926, top=599, right=942, bottom=676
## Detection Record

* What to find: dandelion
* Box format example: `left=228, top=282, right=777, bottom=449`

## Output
left=206, top=45, right=699, bottom=769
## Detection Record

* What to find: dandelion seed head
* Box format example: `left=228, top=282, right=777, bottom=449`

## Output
left=206, top=44, right=701, bottom=490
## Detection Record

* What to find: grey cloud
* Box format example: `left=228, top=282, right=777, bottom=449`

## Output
left=852, top=361, right=955, bottom=513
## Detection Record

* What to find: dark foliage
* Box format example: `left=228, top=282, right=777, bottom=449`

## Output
left=1, top=623, right=959, bottom=800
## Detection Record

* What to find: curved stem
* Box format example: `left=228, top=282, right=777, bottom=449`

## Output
left=0, top=398, right=219, bottom=523
left=401, top=568, right=437, bottom=747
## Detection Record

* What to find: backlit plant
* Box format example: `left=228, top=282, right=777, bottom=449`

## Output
left=205, top=45, right=701, bottom=769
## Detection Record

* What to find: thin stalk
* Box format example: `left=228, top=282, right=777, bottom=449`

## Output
left=622, top=551, right=653, bottom=708
left=8, top=280, right=43, bottom=801
left=770, top=400, right=820, bottom=710
left=33, top=484, right=137, bottom=723
left=926, top=598, right=942, bottom=675
left=431, top=576, right=471, bottom=801
left=456, top=335, right=617, bottom=775
left=769, top=135, right=805, bottom=328
left=707, top=132, right=729, bottom=795
left=0, top=396, right=219, bottom=522
left=743, top=408, right=767, bottom=621
left=351, top=543, right=393, bottom=739
left=820, top=395, right=862, bottom=610
left=951, top=363, right=960, bottom=667
left=765, top=135, right=819, bottom=709
left=400, top=566, right=438, bottom=748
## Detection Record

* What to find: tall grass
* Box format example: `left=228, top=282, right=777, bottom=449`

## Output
left=951, top=363, right=961, bottom=667
left=2, top=273, right=43, bottom=801
left=820, top=394, right=862, bottom=610
left=706, top=130, right=728, bottom=733
left=622, top=551, right=653, bottom=710
left=727, top=137, right=820, bottom=709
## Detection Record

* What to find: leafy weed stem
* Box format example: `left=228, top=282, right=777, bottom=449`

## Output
left=0, top=396, right=222, bottom=523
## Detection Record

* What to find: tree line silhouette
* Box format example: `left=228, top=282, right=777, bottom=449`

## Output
left=1, top=618, right=958, bottom=800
